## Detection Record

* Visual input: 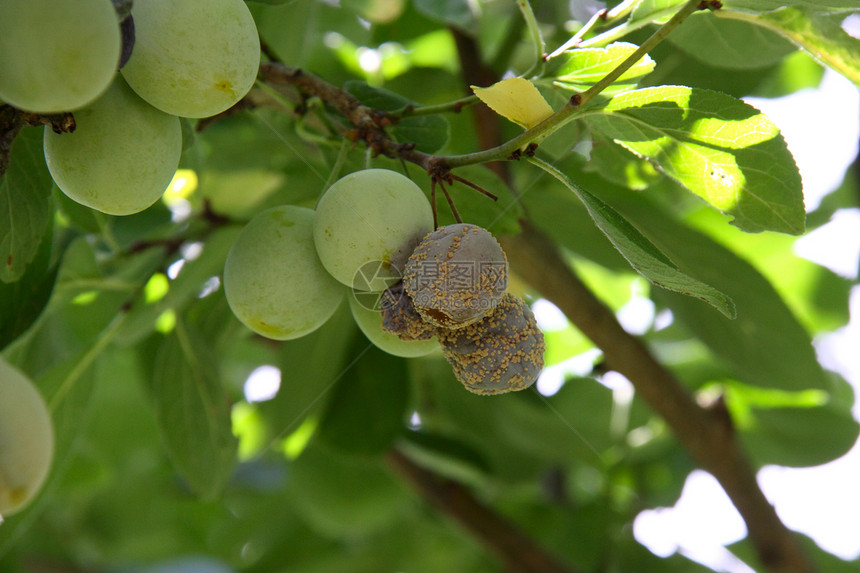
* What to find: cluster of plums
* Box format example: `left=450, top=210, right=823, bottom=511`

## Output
left=0, top=0, right=261, bottom=518
left=223, top=168, right=545, bottom=395
left=388, top=223, right=545, bottom=395
left=1, top=0, right=260, bottom=216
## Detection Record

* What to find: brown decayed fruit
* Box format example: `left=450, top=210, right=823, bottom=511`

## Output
left=379, top=282, right=436, bottom=341
left=403, top=224, right=508, bottom=328
left=437, top=294, right=545, bottom=395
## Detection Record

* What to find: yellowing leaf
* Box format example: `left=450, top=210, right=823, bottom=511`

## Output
left=471, top=77, right=553, bottom=129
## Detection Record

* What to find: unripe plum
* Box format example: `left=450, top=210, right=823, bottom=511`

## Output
left=120, top=0, right=260, bottom=118
left=0, top=358, right=54, bottom=516
left=43, top=76, right=181, bottom=215
left=224, top=206, right=346, bottom=340
left=314, top=169, right=433, bottom=292
left=0, top=0, right=121, bottom=113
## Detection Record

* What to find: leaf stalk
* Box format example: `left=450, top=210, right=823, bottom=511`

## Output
left=516, top=0, right=546, bottom=77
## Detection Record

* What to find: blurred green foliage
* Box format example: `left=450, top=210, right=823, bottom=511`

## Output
left=1, top=0, right=859, bottom=572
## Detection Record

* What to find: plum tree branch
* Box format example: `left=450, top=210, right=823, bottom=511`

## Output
left=257, top=2, right=815, bottom=569
left=448, top=2, right=814, bottom=570
left=258, top=0, right=707, bottom=177
left=387, top=449, right=576, bottom=573
left=258, top=62, right=439, bottom=172
left=499, top=223, right=815, bottom=573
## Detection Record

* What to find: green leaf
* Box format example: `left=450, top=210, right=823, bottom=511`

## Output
left=528, top=157, right=736, bottom=318
left=402, top=30, right=459, bottom=72
left=317, top=344, right=409, bottom=455
left=750, top=50, right=827, bottom=99
left=631, top=0, right=687, bottom=23
left=581, top=188, right=736, bottom=317
left=543, top=325, right=592, bottom=367
left=340, top=0, right=406, bottom=25
left=547, top=42, right=656, bottom=95
left=115, top=226, right=243, bottom=345
left=5, top=240, right=161, bottom=377
left=741, top=403, right=859, bottom=467
left=516, top=173, right=628, bottom=272
left=250, top=0, right=370, bottom=67
left=738, top=6, right=860, bottom=88
left=723, top=377, right=859, bottom=467
left=192, top=110, right=314, bottom=218
left=1, top=128, right=53, bottom=282
left=345, top=81, right=450, bottom=153
left=524, top=168, right=832, bottom=392
left=668, top=12, right=795, bottom=69
left=413, top=359, right=547, bottom=481
left=0, top=219, right=56, bottom=350
left=584, top=134, right=662, bottom=191
left=288, top=442, right=411, bottom=536
left=257, top=300, right=358, bottom=438
left=493, top=379, right=617, bottom=464
left=53, top=184, right=101, bottom=233
left=585, top=86, right=805, bottom=235
left=36, top=349, right=101, bottom=456
left=413, top=0, right=476, bottom=29
left=397, top=430, right=490, bottom=485
left=151, top=320, right=238, bottom=499
left=593, top=177, right=830, bottom=391
left=514, top=503, right=618, bottom=571
left=722, top=1, right=860, bottom=11
left=683, top=206, right=851, bottom=334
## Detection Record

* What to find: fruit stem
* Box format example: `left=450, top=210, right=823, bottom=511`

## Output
left=0, top=105, right=75, bottom=178
left=437, top=178, right=462, bottom=223
left=430, top=178, right=438, bottom=229
left=449, top=173, right=498, bottom=201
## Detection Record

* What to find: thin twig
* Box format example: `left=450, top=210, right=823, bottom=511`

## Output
left=258, top=62, right=438, bottom=172
left=547, top=7, right=608, bottom=58
left=442, top=0, right=708, bottom=169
